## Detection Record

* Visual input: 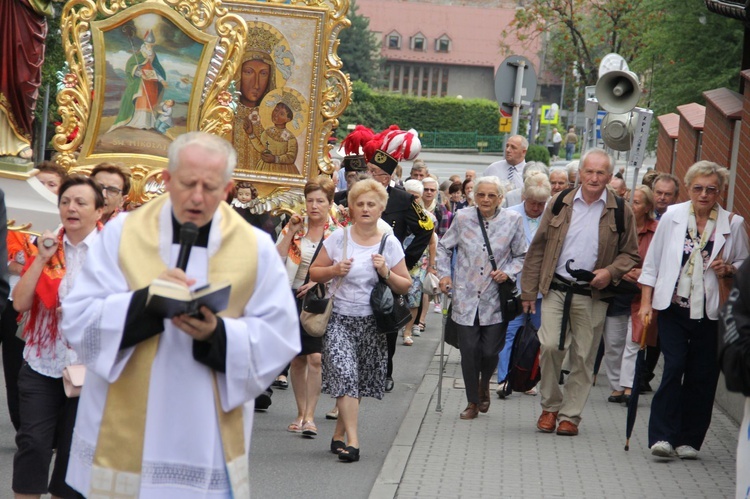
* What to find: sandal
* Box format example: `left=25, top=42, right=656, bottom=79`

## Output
left=339, top=446, right=360, bottom=462
left=301, top=420, right=318, bottom=438
left=273, top=375, right=289, bottom=389
left=403, top=336, right=413, bottom=346
left=330, top=439, right=346, bottom=454
left=287, top=419, right=303, bottom=433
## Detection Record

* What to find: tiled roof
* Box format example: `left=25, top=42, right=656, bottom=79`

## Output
left=355, top=0, right=541, bottom=72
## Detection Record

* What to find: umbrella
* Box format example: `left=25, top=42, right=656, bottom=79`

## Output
left=436, top=293, right=450, bottom=412
left=592, top=338, right=605, bottom=386
left=625, top=313, right=650, bottom=451
left=565, top=259, right=640, bottom=295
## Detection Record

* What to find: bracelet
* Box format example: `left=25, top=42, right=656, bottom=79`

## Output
left=384, top=268, right=391, bottom=280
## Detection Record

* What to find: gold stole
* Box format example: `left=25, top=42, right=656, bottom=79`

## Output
left=90, top=194, right=257, bottom=498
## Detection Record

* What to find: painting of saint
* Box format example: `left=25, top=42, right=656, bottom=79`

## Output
left=233, top=21, right=296, bottom=173
left=109, top=28, right=168, bottom=131
left=92, top=13, right=204, bottom=157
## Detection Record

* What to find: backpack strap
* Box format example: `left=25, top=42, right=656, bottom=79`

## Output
left=551, top=188, right=575, bottom=217
left=552, top=187, right=625, bottom=236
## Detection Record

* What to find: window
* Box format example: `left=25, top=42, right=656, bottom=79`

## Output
left=435, top=35, right=451, bottom=53
left=387, top=32, right=401, bottom=49
left=411, top=33, right=426, bottom=51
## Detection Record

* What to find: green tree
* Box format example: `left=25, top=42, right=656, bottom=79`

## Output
left=506, top=0, right=652, bottom=88
left=631, top=0, right=744, bottom=117
left=338, top=0, right=382, bottom=85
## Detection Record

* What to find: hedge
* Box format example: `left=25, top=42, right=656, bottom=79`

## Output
left=336, top=81, right=502, bottom=138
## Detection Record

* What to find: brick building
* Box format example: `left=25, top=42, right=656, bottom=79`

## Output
left=355, top=0, right=556, bottom=101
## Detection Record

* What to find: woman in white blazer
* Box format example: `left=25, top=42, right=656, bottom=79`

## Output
left=639, top=161, right=749, bottom=460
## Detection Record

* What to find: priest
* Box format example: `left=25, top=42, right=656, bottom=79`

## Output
left=61, top=131, right=300, bottom=498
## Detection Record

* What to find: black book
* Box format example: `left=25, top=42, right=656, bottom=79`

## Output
left=146, top=279, right=231, bottom=318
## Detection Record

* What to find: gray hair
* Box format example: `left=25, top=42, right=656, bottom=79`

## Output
left=523, top=171, right=552, bottom=202
left=579, top=148, right=614, bottom=174
left=422, top=177, right=438, bottom=187
left=509, top=134, right=529, bottom=150
left=523, top=161, right=549, bottom=179
left=549, top=168, right=568, bottom=181
left=684, top=161, right=729, bottom=191
left=167, top=131, right=237, bottom=182
left=475, top=175, right=506, bottom=198
left=403, top=178, right=424, bottom=197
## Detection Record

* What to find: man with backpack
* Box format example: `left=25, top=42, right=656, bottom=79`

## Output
left=521, top=148, right=639, bottom=436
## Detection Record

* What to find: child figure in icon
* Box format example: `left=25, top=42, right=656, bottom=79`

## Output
left=250, top=101, right=298, bottom=174
left=247, top=89, right=307, bottom=175
left=155, top=99, right=175, bottom=134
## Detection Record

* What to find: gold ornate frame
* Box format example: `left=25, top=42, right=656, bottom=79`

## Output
left=54, top=0, right=351, bottom=214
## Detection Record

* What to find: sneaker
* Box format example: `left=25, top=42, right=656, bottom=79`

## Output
left=434, top=304, right=442, bottom=313
left=650, top=441, right=675, bottom=458
left=675, top=445, right=698, bottom=460
left=411, top=325, right=421, bottom=337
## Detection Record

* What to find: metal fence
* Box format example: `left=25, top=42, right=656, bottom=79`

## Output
left=418, top=131, right=507, bottom=152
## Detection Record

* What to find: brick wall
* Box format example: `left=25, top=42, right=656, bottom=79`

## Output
left=702, top=88, right=742, bottom=169
left=733, top=70, right=750, bottom=226
left=674, top=103, right=705, bottom=202
left=656, top=113, right=679, bottom=174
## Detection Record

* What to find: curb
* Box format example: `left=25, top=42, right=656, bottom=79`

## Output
left=368, top=342, right=448, bottom=499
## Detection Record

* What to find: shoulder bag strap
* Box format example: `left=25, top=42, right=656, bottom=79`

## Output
left=302, top=233, right=327, bottom=286
left=377, top=233, right=389, bottom=284
left=476, top=207, right=497, bottom=272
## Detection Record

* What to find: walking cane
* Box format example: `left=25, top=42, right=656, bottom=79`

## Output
left=436, top=293, right=449, bottom=412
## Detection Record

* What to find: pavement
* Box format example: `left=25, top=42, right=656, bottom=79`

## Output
left=370, top=311, right=740, bottom=499
left=0, top=307, right=739, bottom=499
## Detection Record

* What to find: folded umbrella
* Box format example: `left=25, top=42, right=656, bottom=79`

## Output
left=565, top=259, right=640, bottom=295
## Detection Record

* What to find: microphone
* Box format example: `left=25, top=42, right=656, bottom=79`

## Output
left=176, top=222, right=199, bottom=271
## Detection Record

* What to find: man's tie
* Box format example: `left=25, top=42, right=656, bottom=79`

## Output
left=508, top=164, right=517, bottom=185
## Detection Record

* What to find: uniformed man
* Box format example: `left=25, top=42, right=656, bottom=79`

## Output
left=365, top=127, right=434, bottom=392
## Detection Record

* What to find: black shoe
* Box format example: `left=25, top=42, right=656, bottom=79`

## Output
left=622, top=394, right=631, bottom=405
left=640, top=381, right=653, bottom=392
left=330, top=439, right=346, bottom=454
left=254, top=390, right=272, bottom=411
left=608, top=394, right=624, bottom=403
left=385, top=377, right=394, bottom=392
left=338, top=446, right=360, bottom=462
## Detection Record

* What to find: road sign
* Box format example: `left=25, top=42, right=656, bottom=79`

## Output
left=540, top=105, right=559, bottom=125
left=499, top=117, right=512, bottom=133
left=494, top=55, right=537, bottom=116
left=627, top=108, right=654, bottom=169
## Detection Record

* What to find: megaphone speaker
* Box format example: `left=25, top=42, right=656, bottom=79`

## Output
left=595, top=70, right=641, bottom=114
left=601, top=112, right=635, bottom=151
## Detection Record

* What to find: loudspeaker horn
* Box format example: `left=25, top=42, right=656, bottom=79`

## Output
left=595, top=70, right=641, bottom=114
left=601, top=112, right=635, bottom=151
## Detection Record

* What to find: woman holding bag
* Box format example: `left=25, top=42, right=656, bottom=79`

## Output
left=276, top=177, right=341, bottom=438
left=309, top=179, right=411, bottom=462
left=437, top=176, right=527, bottom=420
left=639, top=161, right=749, bottom=459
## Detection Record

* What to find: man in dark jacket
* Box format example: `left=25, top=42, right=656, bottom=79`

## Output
left=366, top=137, right=434, bottom=392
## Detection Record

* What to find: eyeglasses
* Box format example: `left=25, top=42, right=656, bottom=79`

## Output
left=423, top=188, right=437, bottom=192
left=100, top=185, right=123, bottom=196
left=690, top=185, right=719, bottom=196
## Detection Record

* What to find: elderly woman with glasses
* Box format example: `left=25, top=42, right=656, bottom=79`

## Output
left=639, top=161, right=749, bottom=460
left=437, top=176, right=527, bottom=420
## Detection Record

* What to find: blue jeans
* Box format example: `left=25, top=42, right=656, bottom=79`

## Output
left=565, top=143, right=575, bottom=161
left=496, top=298, right=542, bottom=382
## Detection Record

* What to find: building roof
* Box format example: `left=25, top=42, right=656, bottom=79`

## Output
left=355, top=0, right=541, bottom=72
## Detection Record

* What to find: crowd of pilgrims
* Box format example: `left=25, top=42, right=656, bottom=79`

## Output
left=0, top=131, right=748, bottom=496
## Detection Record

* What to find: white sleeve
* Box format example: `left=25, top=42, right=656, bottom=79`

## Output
left=61, top=215, right=136, bottom=382
left=385, top=235, right=406, bottom=268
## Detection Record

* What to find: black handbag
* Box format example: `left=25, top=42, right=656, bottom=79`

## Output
left=370, top=234, right=413, bottom=333
left=477, top=208, right=522, bottom=323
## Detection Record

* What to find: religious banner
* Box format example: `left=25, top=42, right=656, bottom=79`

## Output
left=54, top=0, right=351, bottom=212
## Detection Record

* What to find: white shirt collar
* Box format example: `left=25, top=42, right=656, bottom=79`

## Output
left=573, top=186, right=607, bottom=206
left=63, top=226, right=99, bottom=249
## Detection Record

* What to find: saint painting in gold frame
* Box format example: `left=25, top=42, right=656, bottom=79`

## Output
left=54, top=0, right=351, bottom=212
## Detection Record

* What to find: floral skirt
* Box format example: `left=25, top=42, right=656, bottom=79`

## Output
left=322, top=312, right=387, bottom=400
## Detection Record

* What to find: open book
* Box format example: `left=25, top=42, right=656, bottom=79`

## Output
left=146, top=279, right=231, bottom=318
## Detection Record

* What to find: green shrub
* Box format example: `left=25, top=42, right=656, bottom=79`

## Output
left=337, top=81, right=501, bottom=137
left=525, top=145, right=550, bottom=166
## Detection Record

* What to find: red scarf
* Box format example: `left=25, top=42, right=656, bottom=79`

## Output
left=23, top=224, right=102, bottom=355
